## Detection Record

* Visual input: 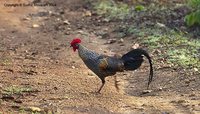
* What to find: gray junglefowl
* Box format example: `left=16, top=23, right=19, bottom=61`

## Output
left=70, top=38, right=153, bottom=93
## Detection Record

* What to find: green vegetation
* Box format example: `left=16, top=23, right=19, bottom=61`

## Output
left=135, top=5, right=145, bottom=11
left=119, top=25, right=200, bottom=71
left=19, top=108, right=42, bottom=114
left=2, top=85, right=33, bottom=95
left=95, top=0, right=130, bottom=20
left=0, top=58, right=12, bottom=66
left=142, top=31, right=200, bottom=70
left=19, top=109, right=26, bottom=114
left=94, top=0, right=200, bottom=72
left=185, top=0, right=200, bottom=26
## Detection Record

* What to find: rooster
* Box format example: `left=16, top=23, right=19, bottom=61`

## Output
left=70, top=38, right=153, bottom=93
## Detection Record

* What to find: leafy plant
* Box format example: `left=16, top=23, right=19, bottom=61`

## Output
left=135, top=5, right=145, bottom=11
left=188, top=0, right=200, bottom=8
left=185, top=0, right=200, bottom=26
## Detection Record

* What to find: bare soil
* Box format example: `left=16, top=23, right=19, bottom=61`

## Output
left=0, top=0, right=199, bottom=114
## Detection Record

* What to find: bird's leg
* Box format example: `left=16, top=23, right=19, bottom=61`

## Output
left=97, top=78, right=105, bottom=93
left=114, top=75, right=119, bottom=92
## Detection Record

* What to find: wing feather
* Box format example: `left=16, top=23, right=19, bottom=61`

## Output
left=98, top=56, right=124, bottom=72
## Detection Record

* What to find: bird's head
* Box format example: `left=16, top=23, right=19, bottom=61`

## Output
left=70, top=38, right=81, bottom=52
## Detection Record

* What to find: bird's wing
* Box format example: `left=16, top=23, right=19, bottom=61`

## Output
left=98, top=56, right=124, bottom=72
left=99, top=57, right=109, bottom=70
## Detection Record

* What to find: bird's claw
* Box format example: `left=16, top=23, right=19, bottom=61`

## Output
left=95, top=91, right=101, bottom=95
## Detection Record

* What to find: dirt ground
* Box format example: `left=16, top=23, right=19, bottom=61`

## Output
left=0, top=0, right=200, bottom=114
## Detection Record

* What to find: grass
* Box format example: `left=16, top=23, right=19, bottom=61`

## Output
left=2, top=85, right=34, bottom=95
left=19, top=109, right=42, bottom=114
left=122, top=25, right=200, bottom=71
left=94, top=0, right=200, bottom=73
left=0, top=58, right=12, bottom=66
left=94, top=0, right=130, bottom=20
left=142, top=30, right=200, bottom=71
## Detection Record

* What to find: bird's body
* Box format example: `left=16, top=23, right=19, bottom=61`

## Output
left=70, top=38, right=153, bottom=93
left=78, top=44, right=124, bottom=77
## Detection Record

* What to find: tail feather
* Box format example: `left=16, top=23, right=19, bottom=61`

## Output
left=122, top=49, right=153, bottom=89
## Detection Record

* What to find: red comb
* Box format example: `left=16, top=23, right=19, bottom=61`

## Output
left=71, top=38, right=81, bottom=45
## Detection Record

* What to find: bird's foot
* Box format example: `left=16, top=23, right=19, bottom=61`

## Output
left=93, top=91, right=101, bottom=95
left=114, top=76, right=120, bottom=92
left=89, top=91, right=101, bottom=95
left=114, top=81, right=120, bottom=92
left=140, top=89, right=153, bottom=95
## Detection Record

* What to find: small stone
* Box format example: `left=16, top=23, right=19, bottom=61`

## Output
left=119, top=38, right=124, bottom=43
left=154, top=49, right=161, bottom=54
left=102, top=18, right=110, bottom=22
left=129, top=86, right=135, bottom=88
left=132, top=43, right=139, bottom=49
left=194, top=68, right=198, bottom=72
left=72, top=66, right=75, bottom=69
left=142, top=90, right=152, bottom=94
left=88, top=72, right=94, bottom=76
left=104, top=28, right=109, bottom=31
left=22, top=17, right=31, bottom=21
left=77, top=30, right=84, bottom=34
left=63, top=20, right=70, bottom=25
left=84, top=11, right=92, bottom=16
left=156, top=22, right=166, bottom=28
left=64, top=95, right=70, bottom=99
left=107, top=39, right=116, bottom=44
left=32, top=24, right=40, bottom=28
left=28, top=107, right=42, bottom=112
left=185, top=79, right=190, bottom=84
left=48, top=11, right=52, bottom=14
left=56, top=18, right=61, bottom=21
left=67, top=27, right=71, bottom=30
left=65, top=32, right=70, bottom=35
left=159, top=87, right=163, bottom=90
